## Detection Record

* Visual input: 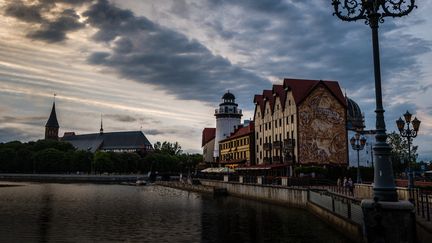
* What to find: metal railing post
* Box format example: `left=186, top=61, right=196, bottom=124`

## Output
left=426, top=194, right=430, bottom=221
left=421, top=193, right=425, bottom=218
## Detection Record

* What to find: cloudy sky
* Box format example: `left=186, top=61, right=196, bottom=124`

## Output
left=0, top=0, right=431, bottom=159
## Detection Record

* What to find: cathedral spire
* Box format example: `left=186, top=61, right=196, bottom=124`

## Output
left=45, top=94, right=59, bottom=140
left=100, top=114, right=104, bottom=134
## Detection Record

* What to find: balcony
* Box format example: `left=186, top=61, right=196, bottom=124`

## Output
left=273, top=141, right=282, bottom=149
left=283, top=139, right=296, bottom=149
left=284, top=154, right=296, bottom=164
left=215, top=109, right=243, bottom=115
left=273, top=156, right=281, bottom=163
left=263, top=157, right=271, bottom=164
left=263, top=143, right=272, bottom=151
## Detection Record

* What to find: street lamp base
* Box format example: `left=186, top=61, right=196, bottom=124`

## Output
left=362, top=199, right=415, bottom=243
left=373, top=187, right=399, bottom=202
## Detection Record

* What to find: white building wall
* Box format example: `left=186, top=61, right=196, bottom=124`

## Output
left=213, top=117, right=241, bottom=158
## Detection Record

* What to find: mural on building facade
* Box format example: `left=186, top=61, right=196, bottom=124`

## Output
left=298, top=85, right=347, bottom=165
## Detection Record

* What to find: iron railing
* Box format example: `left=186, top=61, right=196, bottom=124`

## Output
left=410, top=189, right=431, bottom=222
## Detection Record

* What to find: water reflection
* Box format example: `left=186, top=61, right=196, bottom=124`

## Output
left=0, top=183, right=348, bottom=242
left=38, top=185, right=53, bottom=243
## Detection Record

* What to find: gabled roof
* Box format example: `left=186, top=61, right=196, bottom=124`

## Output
left=62, top=131, right=152, bottom=153
left=253, top=78, right=346, bottom=118
left=272, top=85, right=286, bottom=111
left=45, top=102, right=59, bottom=128
left=219, top=122, right=254, bottom=143
left=283, top=78, right=346, bottom=107
left=202, top=128, right=216, bottom=147
left=253, top=94, right=265, bottom=117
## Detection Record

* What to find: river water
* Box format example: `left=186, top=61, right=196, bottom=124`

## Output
left=0, top=182, right=348, bottom=242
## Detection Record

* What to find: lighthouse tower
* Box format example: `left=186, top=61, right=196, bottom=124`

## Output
left=213, top=91, right=242, bottom=159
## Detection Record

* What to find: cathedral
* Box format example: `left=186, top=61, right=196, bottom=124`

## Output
left=44, top=100, right=153, bottom=154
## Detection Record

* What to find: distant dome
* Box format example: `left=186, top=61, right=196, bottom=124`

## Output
left=222, top=91, right=235, bottom=100
left=347, top=97, right=364, bottom=131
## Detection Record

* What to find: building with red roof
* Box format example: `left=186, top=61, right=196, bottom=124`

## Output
left=251, top=78, right=347, bottom=175
left=218, top=122, right=255, bottom=168
left=202, top=128, right=216, bottom=163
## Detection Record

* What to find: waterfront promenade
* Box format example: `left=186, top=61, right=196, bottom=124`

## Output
left=158, top=177, right=432, bottom=243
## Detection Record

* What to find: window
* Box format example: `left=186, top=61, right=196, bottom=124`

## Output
left=291, top=115, right=294, bottom=123
left=260, top=138, right=262, bottom=145
left=289, top=100, right=291, bottom=106
left=260, top=151, right=262, bottom=159
left=277, top=104, right=279, bottom=110
left=279, top=119, right=282, bottom=127
left=286, top=117, right=289, bottom=125
left=265, top=123, right=267, bottom=130
left=260, top=125, right=262, bottom=132
left=269, top=123, right=271, bottom=129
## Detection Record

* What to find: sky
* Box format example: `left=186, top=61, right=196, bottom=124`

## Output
left=0, top=0, right=431, bottom=160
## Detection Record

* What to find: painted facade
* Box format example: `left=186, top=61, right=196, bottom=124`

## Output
left=298, top=85, right=347, bottom=165
left=253, top=79, right=347, bottom=172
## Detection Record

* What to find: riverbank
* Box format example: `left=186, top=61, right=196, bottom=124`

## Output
left=0, top=173, right=147, bottom=183
left=157, top=179, right=363, bottom=243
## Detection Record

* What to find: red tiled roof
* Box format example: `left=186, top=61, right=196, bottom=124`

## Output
left=253, top=94, right=264, bottom=116
left=283, top=78, right=346, bottom=107
left=219, top=122, right=254, bottom=143
left=272, top=84, right=286, bottom=111
left=253, top=78, right=346, bottom=117
left=202, top=128, right=216, bottom=147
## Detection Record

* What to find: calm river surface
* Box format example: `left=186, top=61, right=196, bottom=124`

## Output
left=0, top=182, right=348, bottom=242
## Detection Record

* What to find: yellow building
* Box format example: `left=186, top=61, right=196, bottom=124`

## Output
left=218, top=122, right=255, bottom=169
left=253, top=78, right=347, bottom=176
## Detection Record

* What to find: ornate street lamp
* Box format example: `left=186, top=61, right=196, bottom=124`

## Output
left=396, top=111, right=421, bottom=188
left=332, top=0, right=416, bottom=202
left=350, top=132, right=367, bottom=184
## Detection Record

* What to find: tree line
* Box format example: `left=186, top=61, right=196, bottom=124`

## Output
left=0, top=140, right=202, bottom=174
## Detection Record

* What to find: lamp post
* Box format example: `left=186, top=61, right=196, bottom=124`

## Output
left=332, top=0, right=416, bottom=202
left=396, top=111, right=421, bottom=188
left=350, top=132, right=367, bottom=184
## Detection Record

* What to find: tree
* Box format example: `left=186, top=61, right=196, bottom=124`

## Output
left=153, top=141, right=182, bottom=155
left=70, top=150, right=93, bottom=173
left=387, top=132, right=418, bottom=173
left=93, top=151, right=113, bottom=173
left=33, top=148, right=66, bottom=173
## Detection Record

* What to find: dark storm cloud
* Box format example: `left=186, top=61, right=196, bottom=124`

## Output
left=83, top=0, right=269, bottom=105
left=4, top=0, right=86, bottom=42
left=4, top=1, right=43, bottom=23
left=27, top=8, right=84, bottom=42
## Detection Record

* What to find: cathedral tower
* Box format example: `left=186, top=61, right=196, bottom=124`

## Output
left=213, top=91, right=242, bottom=159
left=45, top=98, right=59, bottom=140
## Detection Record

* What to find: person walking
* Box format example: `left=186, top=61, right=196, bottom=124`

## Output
left=348, top=177, right=354, bottom=196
